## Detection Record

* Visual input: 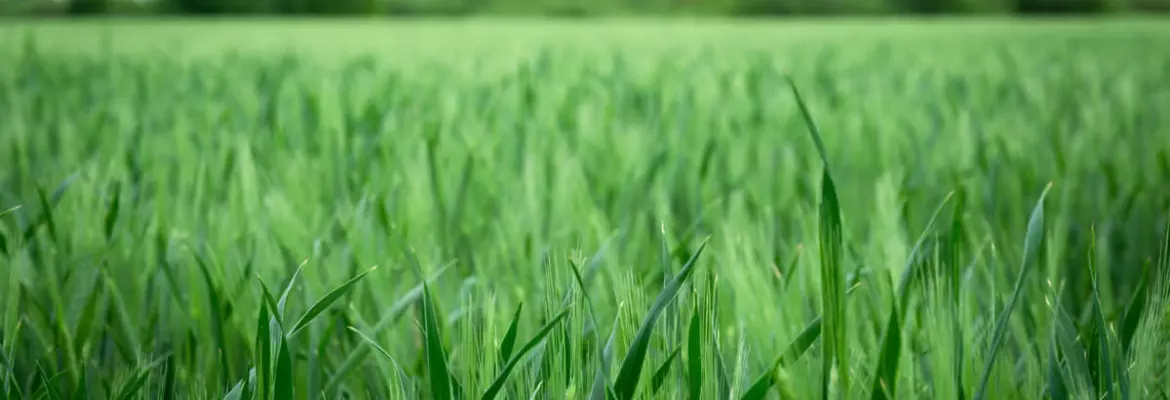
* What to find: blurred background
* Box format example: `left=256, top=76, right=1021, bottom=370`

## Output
left=2, top=0, right=1168, bottom=17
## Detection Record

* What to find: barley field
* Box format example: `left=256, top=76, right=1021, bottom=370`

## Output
left=1, top=18, right=1169, bottom=399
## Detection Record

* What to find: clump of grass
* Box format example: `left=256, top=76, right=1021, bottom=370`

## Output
left=1, top=21, right=1169, bottom=399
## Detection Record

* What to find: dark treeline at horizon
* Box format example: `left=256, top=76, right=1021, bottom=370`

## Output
left=2, top=0, right=1168, bottom=17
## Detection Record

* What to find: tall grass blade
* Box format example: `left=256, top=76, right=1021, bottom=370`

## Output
left=1119, top=260, right=1150, bottom=354
left=192, top=247, right=231, bottom=388
left=255, top=297, right=272, bottom=400
left=1088, top=227, right=1116, bottom=400
left=500, top=303, right=523, bottom=364
left=423, top=281, right=454, bottom=400
left=869, top=192, right=955, bottom=400
left=973, top=183, right=1052, bottom=400
left=287, top=266, right=375, bottom=337
left=323, top=266, right=448, bottom=395
left=688, top=306, right=702, bottom=400
left=651, top=345, right=681, bottom=395
left=481, top=308, right=570, bottom=400
left=612, top=239, right=708, bottom=400
left=786, top=77, right=848, bottom=398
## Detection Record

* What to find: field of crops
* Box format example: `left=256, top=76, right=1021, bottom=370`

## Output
left=2, top=18, right=1170, bottom=399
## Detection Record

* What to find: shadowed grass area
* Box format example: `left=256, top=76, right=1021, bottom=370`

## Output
left=1, top=19, right=1169, bottom=399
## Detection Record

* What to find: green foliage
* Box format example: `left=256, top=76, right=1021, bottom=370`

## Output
left=0, top=20, right=1168, bottom=399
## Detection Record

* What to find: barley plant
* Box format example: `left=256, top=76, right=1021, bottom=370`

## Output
left=1, top=19, right=1169, bottom=400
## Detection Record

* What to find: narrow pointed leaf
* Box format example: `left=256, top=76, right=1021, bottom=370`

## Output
left=482, top=308, right=571, bottom=400
left=651, top=345, right=682, bottom=395
left=287, top=267, right=375, bottom=337
left=973, top=183, right=1052, bottom=400
left=612, top=239, right=708, bottom=400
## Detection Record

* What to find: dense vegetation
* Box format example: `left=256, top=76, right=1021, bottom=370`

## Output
left=1, top=19, right=1169, bottom=399
left=3, top=0, right=1170, bottom=15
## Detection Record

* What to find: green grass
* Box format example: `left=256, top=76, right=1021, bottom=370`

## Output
left=2, top=18, right=1170, bottom=399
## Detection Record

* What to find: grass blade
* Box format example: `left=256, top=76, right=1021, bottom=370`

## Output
left=869, top=192, right=955, bottom=400
left=192, top=246, right=230, bottom=388
left=787, top=77, right=848, bottom=398
left=322, top=266, right=449, bottom=395
left=1119, top=259, right=1150, bottom=354
left=287, top=266, right=376, bottom=337
left=688, top=305, right=702, bottom=400
left=274, top=328, right=294, bottom=400
left=423, top=281, right=454, bottom=400
left=500, top=302, right=523, bottom=364
left=481, top=308, right=571, bottom=400
left=973, top=183, right=1052, bottom=400
left=254, top=296, right=272, bottom=400
left=651, top=345, right=681, bottom=395
left=612, top=239, right=708, bottom=400
left=742, top=269, right=866, bottom=399
left=1088, top=227, right=1116, bottom=400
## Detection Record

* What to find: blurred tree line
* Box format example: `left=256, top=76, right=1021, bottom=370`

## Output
left=1, top=0, right=1166, bottom=16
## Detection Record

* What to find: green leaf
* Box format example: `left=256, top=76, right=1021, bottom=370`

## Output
left=423, top=281, right=454, bottom=400
left=322, top=266, right=449, bottom=396
left=481, top=308, right=571, bottom=400
left=1088, top=227, right=1116, bottom=400
left=589, top=313, right=622, bottom=400
left=612, top=239, right=708, bottom=400
left=500, top=302, right=523, bottom=364
left=287, top=266, right=375, bottom=337
left=223, top=379, right=245, bottom=400
left=787, top=77, right=848, bottom=398
left=278, top=258, right=308, bottom=318
left=1046, top=286, right=1068, bottom=400
left=254, top=297, right=272, bottom=400
left=870, top=192, right=955, bottom=400
left=273, top=329, right=294, bottom=400
left=973, top=183, right=1052, bottom=400
left=192, top=247, right=231, bottom=388
left=651, top=345, right=682, bottom=395
left=37, top=362, right=62, bottom=400
left=687, top=305, right=703, bottom=400
left=115, top=356, right=168, bottom=400
left=103, top=182, right=121, bottom=241
left=73, top=272, right=104, bottom=358
left=742, top=268, right=866, bottom=399
left=1119, top=256, right=1151, bottom=354
left=257, top=277, right=283, bottom=327
left=346, top=326, right=408, bottom=389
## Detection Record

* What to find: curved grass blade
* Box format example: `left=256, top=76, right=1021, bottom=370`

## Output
left=786, top=76, right=848, bottom=398
left=322, top=266, right=449, bottom=395
left=346, top=326, right=408, bottom=395
left=1119, top=259, right=1150, bottom=354
left=1087, top=228, right=1116, bottom=400
left=192, top=247, right=230, bottom=388
left=973, top=183, right=1052, bottom=400
left=688, top=305, right=702, bottom=400
left=274, top=328, right=294, bottom=400
left=254, top=298, right=272, bottom=400
left=481, top=308, right=571, bottom=400
left=612, top=239, right=708, bottom=400
left=103, top=182, right=121, bottom=241
left=257, top=277, right=282, bottom=327
left=869, top=192, right=955, bottom=400
left=278, top=259, right=308, bottom=317
left=651, top=345, right=682, bottom=395
left=590, top=313, right=622, bottom=400
left=500, top=303, right=523, bottom=364
left=950, top=190, right=967, bottom=400
left=115, top=356, right=168, bottom=400
left=287, top=266, right=376, bottom=337
left=423, top=281, right=454, bottom=400
left=742, top=269, right=866, bottom=399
